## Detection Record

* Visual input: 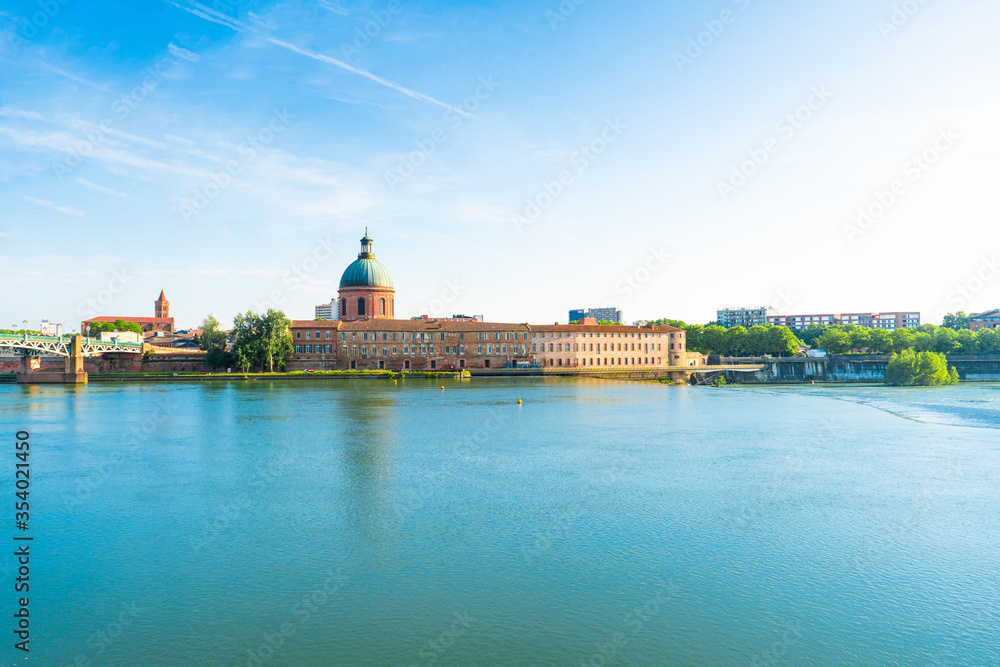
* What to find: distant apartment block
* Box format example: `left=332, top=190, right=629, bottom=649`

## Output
left=569, top=307, right=622, bottom=324
left=315, top=301, right=335, bottom=320
left=767, top=312, right=920, bottom=330
left=969, top=309, right=1000, bottom=332
left=39, top=320, right=63, bottom=337
left=717, top=307, right=777, bottom=328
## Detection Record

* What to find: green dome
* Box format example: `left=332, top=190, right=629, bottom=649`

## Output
left=340, top=231, right=393, bottom=288
left=340, top=257, right=394, bottom=289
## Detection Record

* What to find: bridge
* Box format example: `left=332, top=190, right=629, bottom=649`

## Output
left=0, top=333, right=143, bottom=384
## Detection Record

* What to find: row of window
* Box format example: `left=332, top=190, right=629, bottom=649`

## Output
left=538, top=342, right=664, bottom=353
left=548, top=357, right=662, bottom=366
left=295, top=343, right=531, bottom=357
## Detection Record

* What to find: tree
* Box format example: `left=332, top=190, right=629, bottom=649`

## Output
left=796, top=324, right=828, bottom=347
left=723, top=326, right=748, bottom=356
left=942, top=312, right=970, bottom=330
left=932, top=327, right=960, bottom=354
left=848, top=327, right=871, bottom=352
left=815, top=329, right=850, bottom=354
left=954, top=328, right=979, bottom=355
left=912, top=331, right=935, bottom=352
left=700, top=325, right=726, bottom=355
left=231, top=309, right=292, bottom=372
left=885, top=349, right=958, bottom=386
left=891, top=328, right=915, bottom=353
left=867, top=328, right=893, bottom=354
left=977, top=328, right=1000, bottom=354
left=765, top=326, right=800, bottom=357
left=88, top=319, right=143, bottom=336
left=746, top=326, right=769, bottom=356
left=199, top=314, right=231, bottom=370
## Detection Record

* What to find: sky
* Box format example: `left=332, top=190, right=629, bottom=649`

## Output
left=1, top=0, right=999, bottom=331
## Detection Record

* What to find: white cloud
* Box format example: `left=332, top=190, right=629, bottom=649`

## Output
left=74, top=177, right=129, bottom=198
left=23, top=195, right=85, bottom=217
left=167, top=43, right=200, bottom=62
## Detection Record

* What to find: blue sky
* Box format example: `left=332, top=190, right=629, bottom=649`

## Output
left=1, top=0, right=998, bottom=330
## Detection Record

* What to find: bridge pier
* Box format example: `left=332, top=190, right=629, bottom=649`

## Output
left=16, top=335, right=88, bottom=385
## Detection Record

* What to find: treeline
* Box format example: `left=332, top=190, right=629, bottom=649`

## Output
left=650, top=319, right=801, bottom=357
left=653, top=318, right=1000, bottom=357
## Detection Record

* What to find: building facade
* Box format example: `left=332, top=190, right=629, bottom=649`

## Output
left=81, top=291, right=175, bottom=335
left=315, top=301, right=334, bottom=320
left=569, top=307, right=623, bottom=324
left=288, top=233, right=686, bottom=371
left=289, top=318, right=685, bottom=371
left=970, top=309, right=1000, bottom=331
left=767, top=312, right=920, bottom=330
left=717, top=307, right=778, bottom=328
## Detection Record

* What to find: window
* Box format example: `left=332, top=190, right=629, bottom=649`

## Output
left=296, top=332, right=301, bottom=339
left=352, top=333, right=357, bottom=341
left=295, top=345, right=301, bottom=353
left=478, top=345, right=482, bottom=354
left=341, top=299, right=347, bottom=317
left=358, top=298, right=366, bottom=316
left=532, top=344, right=536, bottom=352
left=393, top=346, right=397, bottom=354
left=306, top=345, right=312, bottom=353
left=382, top=347, right=387, bottom=355
left=460, top=333, right=465, bottom=340
left=502, top=344, right=507, bottom=353
left=326, top=331, right=331, bottom=339
left=430, top=345, right=434, bottom=354
left=341, top=333, right=346, bottom=341
left=342, top=345, right=348, bottom=355
left=362, top=346, right=367, bottom=356
left=306, top=332, right=311, bottom=340
left=380, top=298, right=386, bottom=316
left=422, top=345, right=427, bottom=354
left=460, top=345, right=464, bottom=354
left=352, top=345, right=357, bottom=356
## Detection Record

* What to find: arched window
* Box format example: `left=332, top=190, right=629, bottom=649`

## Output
left=358, top=298, right=366, bottom=316
left=341, top=299, right=347, bottom=316
left=379, top=298, right=386, bottom=316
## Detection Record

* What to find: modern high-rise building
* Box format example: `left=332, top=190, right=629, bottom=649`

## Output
left=314, top=301, right=335, bottom=320
left=569, top=307, right=622, bottom=324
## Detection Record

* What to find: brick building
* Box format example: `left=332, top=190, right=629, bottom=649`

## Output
left=970, top=309, right=1000, bottom=332
left=81, top=291, right=175, bottom=335
left=289, top=235, right=687, bottom=371
left=766, top=311, right=919, bottom=330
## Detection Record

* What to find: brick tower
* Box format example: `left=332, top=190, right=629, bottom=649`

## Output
left=155, top=291, right=169, bottom=319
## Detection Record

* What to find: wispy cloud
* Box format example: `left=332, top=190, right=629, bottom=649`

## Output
left=164, top=0, right=472, bottom=118
left=168, top=42, right=200, bottom=62
left=35, top=62, right=112, bottom=94
left=318, top=0, right=349, bottom=16
left=75, top=177, right=129, bottom=198
left=23, top=195, right=85, bottom=217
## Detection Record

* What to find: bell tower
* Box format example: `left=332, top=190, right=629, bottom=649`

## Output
left=155, top=291, right=169, bottom=319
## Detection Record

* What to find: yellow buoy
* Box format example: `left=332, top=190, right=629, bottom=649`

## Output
left=393, top=379, right=397, bottom=385
left=441, top=385, right=445, bottom=390
left=516, top=398, right=522, bottom=405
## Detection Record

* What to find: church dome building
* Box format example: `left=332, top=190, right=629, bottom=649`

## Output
left=337, top=231, right=394, bottom=321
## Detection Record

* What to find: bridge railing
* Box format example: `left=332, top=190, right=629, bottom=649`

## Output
left=0, top=333, right=142, bottom=349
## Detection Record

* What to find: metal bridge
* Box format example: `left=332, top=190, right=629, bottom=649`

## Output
left=0, top=333, right=142, bottom=356
left=1, top=333, right=142, bottom=384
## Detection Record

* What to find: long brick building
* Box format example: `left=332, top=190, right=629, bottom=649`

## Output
left=288, top=232, right=688, bottom=371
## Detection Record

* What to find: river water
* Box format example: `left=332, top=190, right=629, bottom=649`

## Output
left=2, top=378, right=998, bottom=665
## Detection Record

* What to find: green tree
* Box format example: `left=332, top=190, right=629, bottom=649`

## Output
left=199, top=314, right=231, bottom=370
left=764, top=326, right=800, bottom=357
left=796, top=324, right=828, bottom=347
left=88, top=319, right=143, bottom=336
left=700, top=325, right=727, bottom=355
left=891, top=328, right=915, bottom=353
left=848, top=327, right=871, bottom=352
left=815, top=329, right=850, bottom=354
left=885, top=349, right=958, bottom=386
left=746, top=326, right=769, bottom=356
left=941, top=312, right=970, bottom=330
left=723, top=326, right=748, bottom=356
left=954, top=328, right=979, bottom=355
left=932, top=327, right=960, bottom=354
left=977, top=328, right=1000, bottom=354
left=867, top=328, right=893, bottom=354
left=912, top=331, right=935, bottom=352
left=231, top=309, right=292, bottom=372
